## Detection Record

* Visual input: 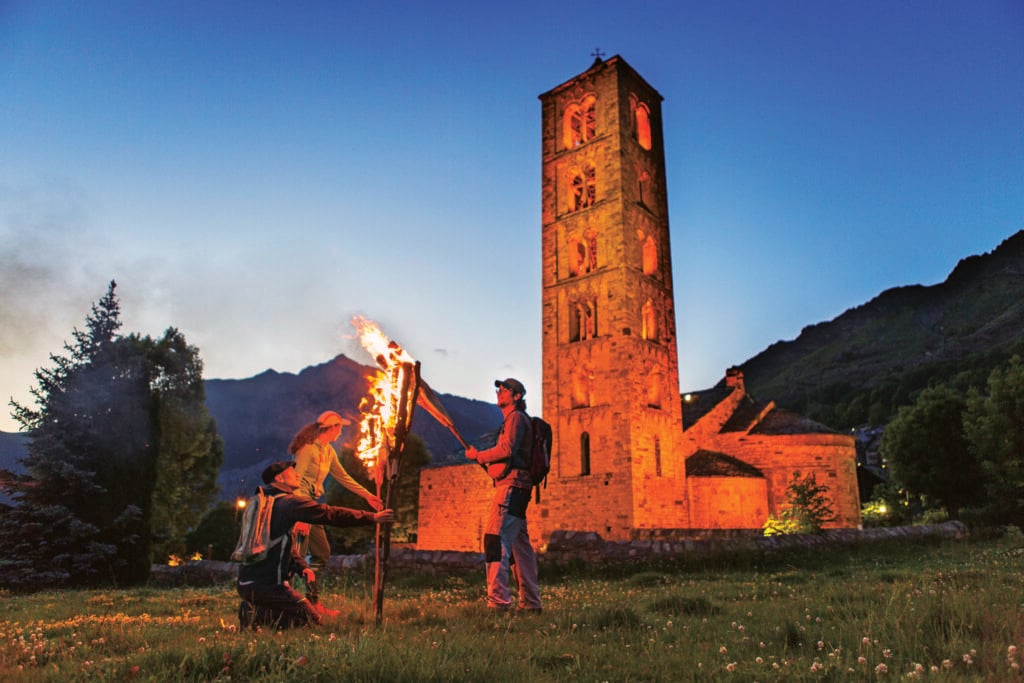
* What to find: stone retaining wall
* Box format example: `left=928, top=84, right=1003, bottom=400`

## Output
left=150, top=521, right=968, bottom=586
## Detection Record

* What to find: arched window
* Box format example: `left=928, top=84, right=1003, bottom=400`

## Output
left=585, top=229, right=598, bottom=272
left=642, top=235, right=658, bottom=275
left=580, top=432, right=591, bottom=476
left=646, top=369, right=662, bottom=409
left=635, top=102, right=652, bottom=150
left=570, top=299, right=597, bottom=342
left=568, top=235, right=586, bottom=277
left=563, top=94, right=597, bottom=149
left=642, top=299, right=658, bottom=341
left=571, top=365, right=591, bottom=408
left=571, top=164, right=596, bottom=211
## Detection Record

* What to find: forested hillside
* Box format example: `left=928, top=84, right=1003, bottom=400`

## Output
left=741, top=231, right=1024, bottom=428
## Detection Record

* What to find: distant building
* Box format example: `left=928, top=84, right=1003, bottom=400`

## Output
left=417, top=56, right=860, bottom=552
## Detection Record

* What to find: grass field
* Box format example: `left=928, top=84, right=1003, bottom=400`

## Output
left=2, top=530, right=1022, bottom=681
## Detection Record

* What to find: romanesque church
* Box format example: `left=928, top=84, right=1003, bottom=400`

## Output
left=417, top=56, right=861, bottom=552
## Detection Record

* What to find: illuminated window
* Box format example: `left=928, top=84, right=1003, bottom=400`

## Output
left=642, top=299, right=658, bottom=341
left=571, top=164, right=596, bottom=211
left=569, top=299, right=597, bottom=342
left=646, top=369, right=662, bottom=409
left=569, top=230, right=598, bottom=276
left=642, top=234, right=658, bottom=275
left=568, top=235, right=586, bottom=277
left=571, top=365, right=591, bottom=408
left=585, top=229, right=598, bottom=272
left=580, top=432, right=591, bottom=476
left=563, top=94, right=597, bottom=149
left=635, top=102, right=652, bottom=150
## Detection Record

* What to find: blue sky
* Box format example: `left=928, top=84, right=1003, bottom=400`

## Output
left=2, top=1, right=1022, bottom=432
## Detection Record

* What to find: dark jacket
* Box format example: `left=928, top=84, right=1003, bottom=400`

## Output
left=237, top=485, right=375, bottom=587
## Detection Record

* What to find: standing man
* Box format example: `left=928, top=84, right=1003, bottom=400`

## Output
left=236, top=461, right=393, bottom=629
left=465, top=378, right=542, bottom=612
left=289, top=410, right=383, bottom=591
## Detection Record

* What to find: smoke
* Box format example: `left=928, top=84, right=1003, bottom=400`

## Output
left=0, top=179, right=105, bottom=354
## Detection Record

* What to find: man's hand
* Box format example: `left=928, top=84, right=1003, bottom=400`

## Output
left=293, top=522, right=311, bottom=536
left=372, top=509, right=395, bottom=524
left=365, top=493, right=384, bottom=511
left=465, top=446, right=478, bottom=461
left=302, top=567, right=316, bottom=584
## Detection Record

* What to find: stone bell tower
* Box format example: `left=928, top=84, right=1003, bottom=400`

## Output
left=536, top=55, right=689, bottom=542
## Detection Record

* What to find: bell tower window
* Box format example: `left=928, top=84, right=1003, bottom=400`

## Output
left=635, top=101, right=652, bottom=150
left=563, top=94, right=597, bottom=149
left=642, top=234, right=658, bottom=275
left=571, top=164, right=597, bottom=211
left=580, top=431, right=591, bottom=476
left=642, top=299, right=658, bottom=341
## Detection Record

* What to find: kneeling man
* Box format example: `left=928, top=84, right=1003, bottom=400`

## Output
left=237, top=460, right=393, bottom=629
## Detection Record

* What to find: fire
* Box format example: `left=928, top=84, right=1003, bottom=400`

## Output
left=350, top=315, right=418, bottom=476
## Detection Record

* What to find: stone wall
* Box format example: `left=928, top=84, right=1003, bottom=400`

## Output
left=152, top=522, right=969, bottom=586
left=416, top=462, right=492, bottom=552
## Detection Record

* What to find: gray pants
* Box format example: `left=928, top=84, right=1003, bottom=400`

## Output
left=484, top=485, right=541, bottom=610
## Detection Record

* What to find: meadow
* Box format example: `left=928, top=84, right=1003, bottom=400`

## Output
left=2, top=530, right=1021, bottom=682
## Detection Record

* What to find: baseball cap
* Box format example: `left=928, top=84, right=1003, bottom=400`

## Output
left=261, top=460, right=295, bottom=484
left=494, top=378, right=526, bottom=397
left=316, top=410, right=351, bottom=428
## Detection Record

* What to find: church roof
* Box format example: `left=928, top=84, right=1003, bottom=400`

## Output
left=680, top=385, right=734, bottom=428
left=681, top=382, right=842, bottom=436
left=686, top=450, right=765, bottom=478
left=749, top=408, right=841, bottom=435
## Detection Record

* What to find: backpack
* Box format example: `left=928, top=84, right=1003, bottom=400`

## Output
left=231, top=488, right=286, bottom=564
left=526, top=415, right=553, bottom=502
left=484, top=412, right=553, bottom=503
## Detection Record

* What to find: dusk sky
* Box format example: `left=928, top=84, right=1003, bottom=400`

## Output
left=2, top=1, right=1022, bottom=432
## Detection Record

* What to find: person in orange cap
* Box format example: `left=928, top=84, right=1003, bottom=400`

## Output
left=287, top=410, right=383, bottom=610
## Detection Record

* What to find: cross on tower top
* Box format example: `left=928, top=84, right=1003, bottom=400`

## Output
left=590, top=48, right=606, bottom=63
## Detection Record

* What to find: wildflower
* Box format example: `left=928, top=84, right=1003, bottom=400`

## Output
left=726, top=662, right=737, bottom=672
left=874, top=662, right=888, bottom=674
left=756, top=657, right=764, bottom=665
left=858, top=656, right=867, bottom=665
left=942, top=659, right=952, bottom=669
left=720, top=646, right=728, bottom=654
left=295, top=655, right=308, bottom=666
left=883, top=648, right=891, bottom=658
left=963, top=653, right=973, bottom=665
left=862, top=636, right=871, bottom=645
left=817, top=640, right=824, bottom=650
left=810, top=661, right=822, bottom=673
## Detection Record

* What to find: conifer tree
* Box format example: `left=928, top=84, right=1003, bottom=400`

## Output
left=1, top=281, right=222, bottom=589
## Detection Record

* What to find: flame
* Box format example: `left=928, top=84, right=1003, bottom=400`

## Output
left=351, top=316, right=417, bottom=475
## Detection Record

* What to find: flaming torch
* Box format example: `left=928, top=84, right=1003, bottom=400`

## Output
left=351, top=316, right=422, bottom=625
